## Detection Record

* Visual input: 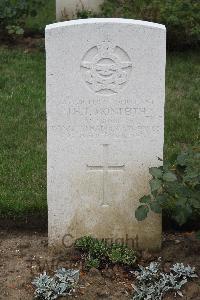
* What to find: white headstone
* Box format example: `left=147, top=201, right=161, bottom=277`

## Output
left=56, top=0, right=104, bottom=20
left=46, top=19, right=166, bottom=250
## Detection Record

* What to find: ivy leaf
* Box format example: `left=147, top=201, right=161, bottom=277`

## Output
left=173, top=205, right=192, bottom=226
left=149, top=167, right=163, bottom=179
left=150, top=201, right=162, bottom=214
left=163, top=162, right=171, bottom=171
left=177, top=153, right=188, bottom=166
left=150, top=179, right=162, bottom=192
left=176, top=185, right=192, bottom=198
left=156, top=194, right=168, bottom=205
left=165, top=182, right=181, bottom=196
left=163, top=172, right=177, bottom=182
left=176, top=197, right=187, bottom=207
left=139, top=195, right=151, bottom=204
left=184, top=171, right=199, bottom=184
left=135, top=205, right=149, bottom=221
left=190, top=198, right=200, bottom=209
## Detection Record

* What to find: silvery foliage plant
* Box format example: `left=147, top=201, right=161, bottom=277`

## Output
left=32, top=268, right=79, bottom=300
left=132, top=259, right=198, bottom=300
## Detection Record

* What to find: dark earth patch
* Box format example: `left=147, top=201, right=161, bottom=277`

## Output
left=0, top=230, right=200, bottom=299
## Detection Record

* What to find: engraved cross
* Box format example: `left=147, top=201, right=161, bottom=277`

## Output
left=87, top=144, right=125, bottom=207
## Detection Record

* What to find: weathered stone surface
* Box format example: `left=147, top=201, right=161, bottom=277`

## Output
left=46, top=19, right=166, bottom=250
left=56, top=0, right=104, bottom=20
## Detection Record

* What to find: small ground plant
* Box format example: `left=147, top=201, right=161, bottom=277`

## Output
left=0, top=0, right=44, bottom=37
left=132, top=259, right=198, bottom=300
left=75, top=236, right=137, bottom=268
left=135, top=147, right=200, bottom=226
left=32, top=268, right=79, bottom=300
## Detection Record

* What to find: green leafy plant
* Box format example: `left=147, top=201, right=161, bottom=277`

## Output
left=135, top=147, right=200, bottom=226
left=85, top=255, right=100, bottom=269
left=32, top=268, right=79, bottom=300
left=75, top=236, right=108, bottom=258
left=6, top=25, right=24, bottom=35
left=100, top=0, right=200, bottom=49
left=77, top=9, right=98, bottom=19
left=0, top=0, right=44, bottom=37
left=108, top=243, right=137, bottom=265
left=132, top=259, right=198, bottom=299
left=75, top=236, right=137, bottom=268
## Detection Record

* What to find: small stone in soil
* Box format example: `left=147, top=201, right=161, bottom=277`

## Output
left=102, top=268, right=114, bottom=279
left=96, top=287, right=110, bottom=298
left=18, top=242, right=31, bottom=249
left=88, top=267, right=101, bottom=277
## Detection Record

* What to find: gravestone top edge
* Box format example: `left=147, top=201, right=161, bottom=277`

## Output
left=45, top=18, right=166, bottom=31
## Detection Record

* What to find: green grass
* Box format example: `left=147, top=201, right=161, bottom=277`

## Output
left=0, top=48, right=46, bottom=217
left=0, top=48, right=199, bottom=217
left=165, top=51, right=200, bottom=159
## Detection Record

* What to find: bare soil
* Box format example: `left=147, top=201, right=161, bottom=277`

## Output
left=0, top=36, right=45, bottom=52
left=0, top=230, right=200, bottom=300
